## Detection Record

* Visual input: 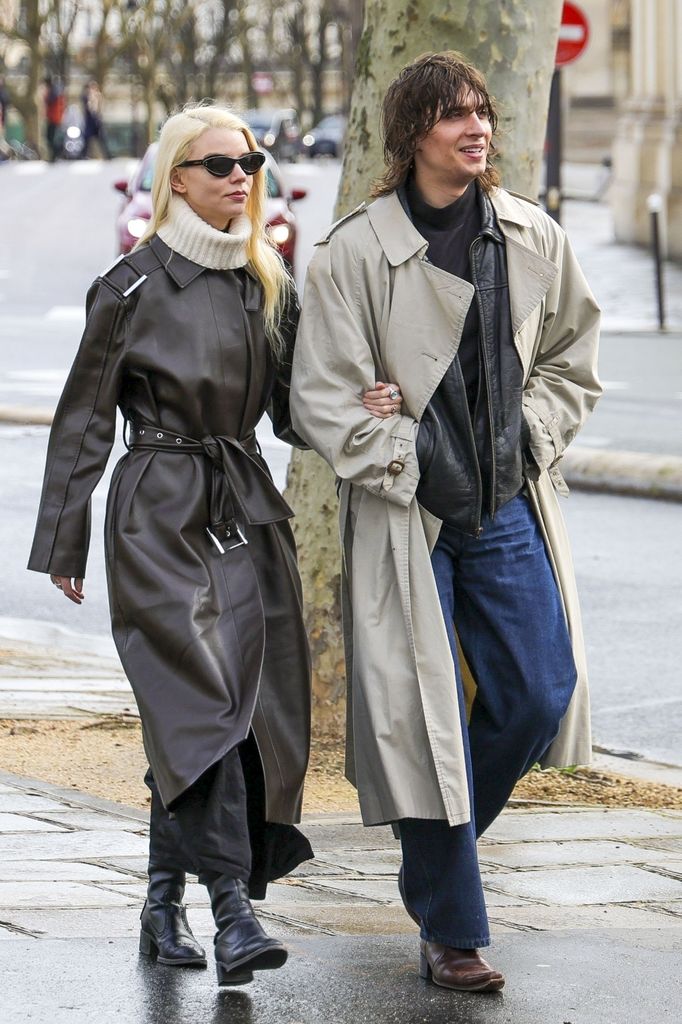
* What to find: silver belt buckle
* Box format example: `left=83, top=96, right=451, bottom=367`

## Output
left=206, top=519, right=248, bottom=554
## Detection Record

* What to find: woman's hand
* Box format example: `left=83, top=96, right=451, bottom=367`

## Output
left=50, top=575, right=85, bottom=605
left=363, top=381, right=403, bottom=419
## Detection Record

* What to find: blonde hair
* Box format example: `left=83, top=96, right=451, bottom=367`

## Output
left=135, top=103, right=291, bottom=349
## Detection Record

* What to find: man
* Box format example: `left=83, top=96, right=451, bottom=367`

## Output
left=291, top=52, right=600, bottom=993
left=43, top=76, right=65, bottom=162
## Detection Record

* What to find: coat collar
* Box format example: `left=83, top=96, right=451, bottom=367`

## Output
left=365, top=185, right=557, bottom=336
left=150, top=235, right=207, bottom=288
left=367, top=185, right=518, bottom=267
left=149, top=235, right=260, bottom=303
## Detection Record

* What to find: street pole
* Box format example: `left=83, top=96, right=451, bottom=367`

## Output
left=647, top=193, right=666, bottom=331
left=546, top=68, right=562, bottom=225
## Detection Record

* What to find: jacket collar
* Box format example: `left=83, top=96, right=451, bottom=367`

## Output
left=150, top=235, right=207, bottom=288
left=149, top=235, right=260, bottom=300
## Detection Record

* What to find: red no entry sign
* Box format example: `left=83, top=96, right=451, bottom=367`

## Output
left=556, top=1, right=590, bottom=67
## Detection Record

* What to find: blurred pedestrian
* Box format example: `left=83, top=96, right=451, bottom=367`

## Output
left=43, top=76, right=65, bottom=162
left=28, top=104, right=314, bottom=987
left=292, top=51, right=601, bottom=994
left=81, top=79, right=110, bottom=159
left=0, top=75, right=10, bottom=140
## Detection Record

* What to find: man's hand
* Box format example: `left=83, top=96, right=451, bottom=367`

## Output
left=49, top=575, right=85, bottom=605
left=363, top=381, right=403, bottom=419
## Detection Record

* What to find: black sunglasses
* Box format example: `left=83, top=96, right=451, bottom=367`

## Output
left=176, top=152, right=266, bottom=177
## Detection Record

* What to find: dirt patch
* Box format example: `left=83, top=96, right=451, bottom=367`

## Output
left=1, top=718, right=680, bottom=813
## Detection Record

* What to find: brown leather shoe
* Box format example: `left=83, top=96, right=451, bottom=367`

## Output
left=420, top=940, right=505, bottom=993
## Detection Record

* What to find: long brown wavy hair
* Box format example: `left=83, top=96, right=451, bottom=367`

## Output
left=372, top=51, right=501, bottom=198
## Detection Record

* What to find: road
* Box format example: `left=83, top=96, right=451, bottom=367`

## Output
left=1, top=156, right=681, bottom=766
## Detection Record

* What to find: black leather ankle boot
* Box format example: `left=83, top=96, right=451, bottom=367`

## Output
left=139, top=868, right=207, bottom=966
left=207, top=875, right=287, bottom=986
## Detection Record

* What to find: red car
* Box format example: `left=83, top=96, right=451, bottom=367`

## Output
left=114, top=143, right=307, bottom=271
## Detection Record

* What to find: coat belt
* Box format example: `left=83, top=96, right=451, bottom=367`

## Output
left=126, top=421, right=293, bottom=553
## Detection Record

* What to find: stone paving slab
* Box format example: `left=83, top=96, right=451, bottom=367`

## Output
left=648, top=860, right=682, bottom=879
left=0, top=676, right=129, bottom=690
left=0, top=828, right=150, bottom=860
left=628, top=837, right=682, bottom=854
left=0, top=880, right=137, bottom=910
left=312, top=850, right=402, bottom=875
left=0, top=812, right=70, bottom=833
left=0, top=908, right=142, bottom=939
left=478, top=839, right=681, bottom=869
left=489, top=903, right=682, bottom=932
left=3, top=930, right=681, bottom=1024
left=485, top=808, right=682, bottom=842
left=33, top=808, right=151, bottom=832
left=0, top=793, right=69, bottom=813
left=297, top=878, right=399, bottom=903
left=95, top=856, right=148, bottom=876
left=487, top=864, right=682, bottom=905
left=1, top=860, right=138, bottom=883
left=294, top=821, right=397, bottom=852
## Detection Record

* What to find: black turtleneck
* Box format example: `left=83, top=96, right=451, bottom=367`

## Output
left=405, top=178, right=481, bottom=411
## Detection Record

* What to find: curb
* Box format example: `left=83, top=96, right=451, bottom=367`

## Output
left=3, top=405, right=682, bottom=502
left=562, top=447, right=682, bottom=502
left=0, top=405, right=53, bottom=426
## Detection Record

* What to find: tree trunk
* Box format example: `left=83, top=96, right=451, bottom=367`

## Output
left=284, top=0, right=564, bottom=742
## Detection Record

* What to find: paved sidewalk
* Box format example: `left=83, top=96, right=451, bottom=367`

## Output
left=1, top=768, right=680, bottom=1022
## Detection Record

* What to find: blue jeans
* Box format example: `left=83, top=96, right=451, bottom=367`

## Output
left=400, top=493, right=577, bottom=948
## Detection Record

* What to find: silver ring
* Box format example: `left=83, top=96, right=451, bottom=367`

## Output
left=389, top=389, right=399, bottom=400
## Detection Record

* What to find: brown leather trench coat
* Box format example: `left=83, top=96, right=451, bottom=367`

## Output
left=28, top=237, right=311, bottom=819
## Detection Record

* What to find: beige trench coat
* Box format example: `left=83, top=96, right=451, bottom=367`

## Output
left=291, top=188, right=601, bottom=827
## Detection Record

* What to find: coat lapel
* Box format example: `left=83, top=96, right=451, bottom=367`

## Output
left=367, top=194, right=474, bottom=419
left=489, top=190, right=559, bottom=334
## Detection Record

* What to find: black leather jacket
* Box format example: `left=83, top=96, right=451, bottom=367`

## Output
left=414, top=187, right=525, bottom=535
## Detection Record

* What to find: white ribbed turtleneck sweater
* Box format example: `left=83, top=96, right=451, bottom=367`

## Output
left=157, top=194, right=252, bottom=270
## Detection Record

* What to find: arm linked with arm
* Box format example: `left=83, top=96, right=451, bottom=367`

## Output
left=290, top=240, right=419, bottom=507
left=267, top=278, right=310, bottom=449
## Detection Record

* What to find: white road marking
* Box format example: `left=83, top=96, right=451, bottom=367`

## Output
left=7, top=369, right=66, bottom=381
left=0, top=382, right=63, bottom=395
left=14, top=162, right=47, bottom=175
left=44, top=306, right=85, bottom=322
left=68, top=161, right=105, bottom=175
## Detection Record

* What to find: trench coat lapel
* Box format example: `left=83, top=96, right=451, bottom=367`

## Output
left=489, top=191, right=559, bottom=335
left=366, top=194, right=475, bottom=420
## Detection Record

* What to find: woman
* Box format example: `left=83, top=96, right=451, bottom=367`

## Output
left=28, top=105, right=316, bottom=987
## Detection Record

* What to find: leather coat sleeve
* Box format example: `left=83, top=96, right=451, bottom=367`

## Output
left=27, top=279, right=127, bottom=578
left=267, top=281, right=309, bottom=449
left=522, top=232, right=602, bottom=474
left=290, top=239, right=420, bottom=507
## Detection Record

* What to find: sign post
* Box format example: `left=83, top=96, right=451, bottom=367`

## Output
left=545, top=2, right=590, bottom=224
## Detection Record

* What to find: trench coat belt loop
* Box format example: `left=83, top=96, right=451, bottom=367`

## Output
left=125, top=420, right=294, bottom=554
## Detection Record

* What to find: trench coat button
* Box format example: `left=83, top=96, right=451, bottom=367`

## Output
left=176, top=438, right=182, bottom=445
left=138, top=429, right=145, bottom=435
left=157, top=432, right=163, bottom=439
left=387, top=459, right=405, bottom=476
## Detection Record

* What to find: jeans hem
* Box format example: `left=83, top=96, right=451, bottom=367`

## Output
left=421, top=929, right=491, bottom=949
